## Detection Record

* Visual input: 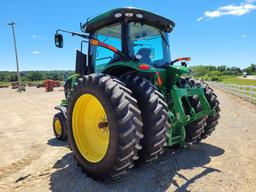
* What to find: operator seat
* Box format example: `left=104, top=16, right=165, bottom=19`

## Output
left=108, top=53, right=120, bottom=64
left=136, top=48, right=152, bottom=64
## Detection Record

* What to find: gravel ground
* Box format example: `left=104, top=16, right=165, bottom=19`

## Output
left=0, top=87, right=255, bottom=192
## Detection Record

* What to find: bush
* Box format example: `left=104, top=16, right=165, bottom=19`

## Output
left=0, top=70, right=74, bottom=83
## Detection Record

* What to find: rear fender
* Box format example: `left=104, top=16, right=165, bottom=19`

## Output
left=103, top=61, right=157, bottom=78
left=55, top=105, right=67, bottom=119
left=167, top=65, right=190, bottom=76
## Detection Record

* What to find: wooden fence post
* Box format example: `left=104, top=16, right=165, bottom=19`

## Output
left=250, top=86, right=252, bottom=103
left=243, top=85, right=245, bottom=99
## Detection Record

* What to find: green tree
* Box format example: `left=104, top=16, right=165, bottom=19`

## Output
left=245, top=64, right=256, bottom=75
left=217, top=65, right=227, bottom=72
left=27, top=71, right=43, bottom=81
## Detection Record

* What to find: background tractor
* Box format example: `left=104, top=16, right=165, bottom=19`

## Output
left=52, top=7, right=220, bottom=181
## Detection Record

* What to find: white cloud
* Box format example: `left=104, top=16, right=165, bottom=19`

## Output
left=198, top=3, right=256, bottom=20
left=242, top=34, right=247, bottom=37
left=32, top=50, right=40, bottom=54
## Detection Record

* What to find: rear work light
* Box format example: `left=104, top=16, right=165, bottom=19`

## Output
left=136, top=13, right=143, bottom=18
left=125, top=12, right=134, bottom=17
left=114, top=13, right=122, bottom=18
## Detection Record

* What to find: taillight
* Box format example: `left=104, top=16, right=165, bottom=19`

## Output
left=139, top=64, right=150, bottom=70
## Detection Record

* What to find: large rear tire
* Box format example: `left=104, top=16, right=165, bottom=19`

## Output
left=121, top=74, right=169, bottom=163
left=67, top=74, right=143, bottom=180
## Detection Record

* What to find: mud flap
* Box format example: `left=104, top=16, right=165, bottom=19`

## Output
left=55, top=105, right=67, bottom=119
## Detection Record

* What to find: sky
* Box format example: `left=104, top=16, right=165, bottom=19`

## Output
left=0, top=0, right=255, bottom=71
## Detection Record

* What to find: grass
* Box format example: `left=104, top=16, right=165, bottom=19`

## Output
left=214, top=76, right=256, bottom=100
left=0, top=82, right=10, bottom=86
left=0, top=80, right=45, bottom=87
left=196, top=75, right=256, bottom=100
left=0, top=80, right=64, bottom=87
left=221, top=76, right=256, bottom=86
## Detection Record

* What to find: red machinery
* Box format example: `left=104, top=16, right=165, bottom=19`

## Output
left=43, top=80, right=55, bottom=92
left=53, top=81, right=61, bottom=87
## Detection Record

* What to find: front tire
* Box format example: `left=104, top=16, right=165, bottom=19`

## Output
left=200, top=83, right=220, bottom=139
left=53, top=112, right=67, bottom=141
left=185, top=95, right=207, bottom=144
left=67, top=74, right=143, bottom=180
left=179, top=78, right=206, bottom=144
left=187, top=78, right=220, bottom=140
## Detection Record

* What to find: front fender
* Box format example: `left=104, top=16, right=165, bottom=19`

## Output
left=167, top=65, right=190, bottom=76
left=55, top=105, right=67, bottom=119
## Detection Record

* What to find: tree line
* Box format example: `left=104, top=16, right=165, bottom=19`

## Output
left=0, top=71, right=74, bottom=82
left=190, top=64, right=256, bottom=81
left=0, top=64, right=255, bottom=83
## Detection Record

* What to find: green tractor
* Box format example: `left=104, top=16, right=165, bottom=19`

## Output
left=52, top=8, right=220, bottom=180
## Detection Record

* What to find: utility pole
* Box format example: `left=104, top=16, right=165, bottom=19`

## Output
left=8, top=22, right=22, bottom=92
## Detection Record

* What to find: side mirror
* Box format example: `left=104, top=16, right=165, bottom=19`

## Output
left=55, top=33, right=63, bottom=48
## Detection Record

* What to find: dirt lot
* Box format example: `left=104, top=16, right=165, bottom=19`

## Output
left=0, top=87, right=255, bottom=192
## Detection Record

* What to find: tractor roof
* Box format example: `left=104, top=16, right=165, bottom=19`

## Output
left=83, top=7, right=175, bottom=33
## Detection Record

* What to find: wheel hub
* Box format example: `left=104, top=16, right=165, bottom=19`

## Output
left=72, top=94, right=110, bottom=163
left=54, top=119, right=62, bottom=136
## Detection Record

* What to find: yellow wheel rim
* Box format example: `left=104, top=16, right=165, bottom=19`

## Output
left=72, top=94, right=110, bottom=163
left=54, top=118, right=62, bottom=136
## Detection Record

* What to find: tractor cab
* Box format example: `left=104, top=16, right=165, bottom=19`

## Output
left=90, top=21, right=172, bottom=72
left=55, top=8, right=181, bottom=77
left=83, top=8, right=174, bottom=73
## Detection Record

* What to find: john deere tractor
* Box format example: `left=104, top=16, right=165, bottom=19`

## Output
left=52, top=8, right=220, bottom=180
